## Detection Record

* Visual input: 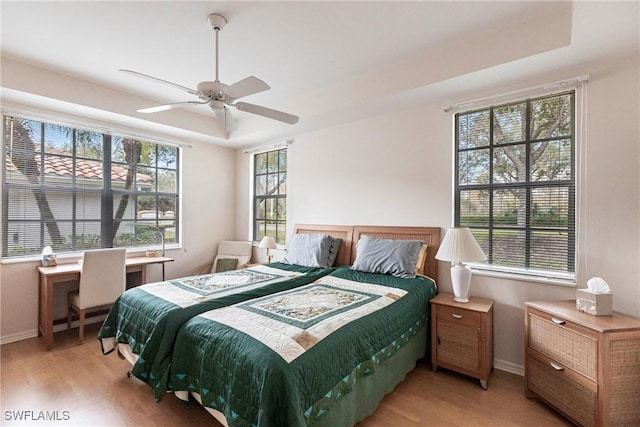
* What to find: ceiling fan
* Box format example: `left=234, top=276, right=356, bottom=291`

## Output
left=120, top=13, right=299, bottom=132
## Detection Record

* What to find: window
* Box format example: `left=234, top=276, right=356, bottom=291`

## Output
left=2, top=115, right=179, bottom=259
left=253, top=148, right=286, bottom=243
left=454, top=91, right=575, bottom=279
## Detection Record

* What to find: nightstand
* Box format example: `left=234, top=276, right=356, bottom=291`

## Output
left=430, top=292, right=494, bottom=389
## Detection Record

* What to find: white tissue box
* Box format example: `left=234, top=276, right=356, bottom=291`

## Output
left=41, top=254, right=57, bottom=267
left=576, top=289, right=612, bottom=316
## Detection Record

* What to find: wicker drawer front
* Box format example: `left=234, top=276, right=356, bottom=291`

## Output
left=528, top=355, right=596, bottom=427
left=437, top=320, right=479, bottom=372
left=436, top=304, right=481, bottom=327
left=609, top=338, right=640, bottom=425
left=529, top=314, right=597, bottom=379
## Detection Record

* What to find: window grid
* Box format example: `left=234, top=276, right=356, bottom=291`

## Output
left=253, top=148, right=287, bottom=244
left=454, top=91, right=575, bottom=276
left=2, top=115, right=180, bottom=258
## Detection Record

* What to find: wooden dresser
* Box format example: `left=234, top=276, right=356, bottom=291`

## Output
left=525, top=300, right=640, bottom=426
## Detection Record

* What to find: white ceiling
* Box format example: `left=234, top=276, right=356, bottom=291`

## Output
left=1, top=1, right=638, bottom=147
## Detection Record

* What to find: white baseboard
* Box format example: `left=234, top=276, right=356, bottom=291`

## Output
left=494, top=358, right=524, bottom=376
left=1, top=315, right=107, bottom=346
left=0, top=329, right=38, bottom=345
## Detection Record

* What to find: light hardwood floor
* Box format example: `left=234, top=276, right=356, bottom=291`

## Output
left=1, top=323, right=570, bottom=426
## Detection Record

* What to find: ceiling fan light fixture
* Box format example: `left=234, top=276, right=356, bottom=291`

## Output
left=208, top=100, right=225, bottom=112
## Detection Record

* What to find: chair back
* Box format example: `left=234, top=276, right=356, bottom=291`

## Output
left=78, top=248, right=127, bottom=309
left=211, top=241, right=252, bottom=273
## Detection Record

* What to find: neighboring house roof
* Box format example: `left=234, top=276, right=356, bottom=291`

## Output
left=5, top=145, right=153, bottom=183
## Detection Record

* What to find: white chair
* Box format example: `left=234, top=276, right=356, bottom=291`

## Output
left=195, top=241, right=252, bottom=275
left=67, top=248, right=127, bottom=343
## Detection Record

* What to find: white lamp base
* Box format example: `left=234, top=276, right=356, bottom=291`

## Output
left=450, top=262, right=472, bottom=303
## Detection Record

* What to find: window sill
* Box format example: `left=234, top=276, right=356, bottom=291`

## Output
left=470, top=266, right=576, bottom=287
left=1, top=244, right=181, bottom=265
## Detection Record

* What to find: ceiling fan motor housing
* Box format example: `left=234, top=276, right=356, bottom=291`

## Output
left=197, top=81, right=229, bottom=101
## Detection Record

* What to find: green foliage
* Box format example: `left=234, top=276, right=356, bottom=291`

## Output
left=7, top=246, right=35, bottom=256
left=462, top=210, right=567, bottom=228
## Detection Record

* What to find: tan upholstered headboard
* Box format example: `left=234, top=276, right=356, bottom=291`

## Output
left=293, top=224, right=353, bottom=267
left=351, top=225, right=440, bottom=283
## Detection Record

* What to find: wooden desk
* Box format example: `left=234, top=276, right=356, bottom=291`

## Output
left=37, top=256, right=173, bottom=350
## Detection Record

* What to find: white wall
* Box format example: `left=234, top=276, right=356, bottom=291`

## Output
left=235, top=55, right=640, bottom=373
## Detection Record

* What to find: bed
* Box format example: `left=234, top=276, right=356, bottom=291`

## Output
left=97, top=224, right=353, bottom=393
left=163, top=225, right=440, bottom=427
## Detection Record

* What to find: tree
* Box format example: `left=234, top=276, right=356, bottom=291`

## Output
left=459, top=93, right=572, bottom=227
left=112, top=138, right=142, bottom=240
left=457, top=92, right=574, bottom=271
left=492, top=95, right=571, bottom=226
left=254, top=149, right=287, bottom=242
left=4, top=118, right=147, bottom=249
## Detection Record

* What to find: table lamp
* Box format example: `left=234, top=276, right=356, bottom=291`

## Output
left=435, top=227, right=486, bottom=303
left=259, top=236, right=277, bottom=263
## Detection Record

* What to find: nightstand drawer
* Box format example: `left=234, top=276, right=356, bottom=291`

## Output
left=527, top=354, right=597, bottom=427
left=436, top=304, right=481, bottom=327
left=528, top=309, right=598, bottom=380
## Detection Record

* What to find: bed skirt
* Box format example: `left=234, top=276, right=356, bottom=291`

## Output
left=181, top=323, right=427, bottom=427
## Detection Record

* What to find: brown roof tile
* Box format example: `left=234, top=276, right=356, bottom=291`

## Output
left=5, top=145, right=153, bottom=183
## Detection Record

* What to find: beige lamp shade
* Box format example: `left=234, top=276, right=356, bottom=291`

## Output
left=259, top=236, right=277, bottom=249
left=259, top=235, right=277, bottom=263
left=435, top=227, right=486, bottom=262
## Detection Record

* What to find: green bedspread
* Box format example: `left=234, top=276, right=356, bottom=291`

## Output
left=97, top=263, right=334, bottom=396
left=167, top=266, right=437, bottom=427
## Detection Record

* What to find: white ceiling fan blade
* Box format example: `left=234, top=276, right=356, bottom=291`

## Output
left=138, top=101, right=207, bottom=114
left=235, top=102, right=299, bottom=124
left=119, top=69, right=197, bottom=95
left=215, top=107, right=237, bottom=132
left=225, top=76, right=270, bottom=100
